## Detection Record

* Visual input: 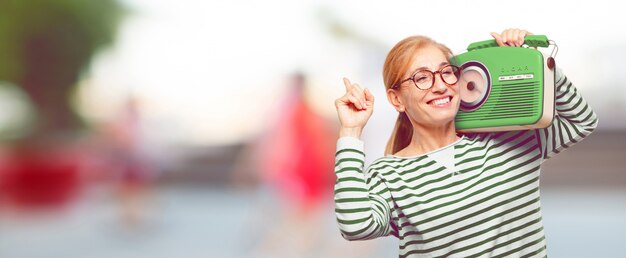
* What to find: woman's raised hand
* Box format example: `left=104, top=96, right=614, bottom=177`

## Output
left=334, top=78, right=375, bottom=138
left=490, top=28, right=533, bottom=47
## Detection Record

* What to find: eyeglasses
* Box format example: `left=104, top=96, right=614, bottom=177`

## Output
left=392, top=65, right=460, bottom=90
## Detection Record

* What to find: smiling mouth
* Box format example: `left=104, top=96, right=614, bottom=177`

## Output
left=427, top=96, right=452, bottom=107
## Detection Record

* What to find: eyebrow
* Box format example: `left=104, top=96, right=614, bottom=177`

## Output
left=413, top=62, right=450, bottom=72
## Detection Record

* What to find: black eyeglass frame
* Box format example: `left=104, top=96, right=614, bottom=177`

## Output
left=392, top=64, right=461, bottom=90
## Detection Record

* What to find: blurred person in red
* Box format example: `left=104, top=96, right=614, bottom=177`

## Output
left=232, top=72, right=348, bottom=256
left=260, top=73, right=336, bottom=211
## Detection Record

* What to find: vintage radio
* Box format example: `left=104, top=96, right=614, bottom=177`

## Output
left=452, top=35, right=558, bottom=132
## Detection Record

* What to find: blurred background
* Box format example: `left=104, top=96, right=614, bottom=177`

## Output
left=0, top=0, right=624, bottom=257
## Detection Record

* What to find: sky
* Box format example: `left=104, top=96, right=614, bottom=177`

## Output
left=75, top=0, right=626, bottom=147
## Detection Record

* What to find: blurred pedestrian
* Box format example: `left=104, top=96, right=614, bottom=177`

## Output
left=104, top=96, right=157, bottom=230
left=232, top=72, right=352, bottom=257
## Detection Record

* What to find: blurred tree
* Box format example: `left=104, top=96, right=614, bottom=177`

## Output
left=0, top=0, right=123, bottom=142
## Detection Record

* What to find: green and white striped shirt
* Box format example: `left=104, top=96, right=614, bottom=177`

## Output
left=334, top=71, right=598, bottom=257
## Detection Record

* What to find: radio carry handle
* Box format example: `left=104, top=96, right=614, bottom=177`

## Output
left=467, top=35, right=550, bottom=51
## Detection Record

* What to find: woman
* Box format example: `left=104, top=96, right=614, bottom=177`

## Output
left=333, top=29, right=598, bottom=257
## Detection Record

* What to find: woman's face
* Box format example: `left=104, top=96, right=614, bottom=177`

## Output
left=393, top=45, right=461, bottom=128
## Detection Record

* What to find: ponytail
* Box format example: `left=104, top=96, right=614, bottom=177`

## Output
left=384, top=112, right=413, bottom=156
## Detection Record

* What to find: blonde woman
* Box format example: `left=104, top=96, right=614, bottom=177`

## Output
left=333, top=29, right=597, bottom=257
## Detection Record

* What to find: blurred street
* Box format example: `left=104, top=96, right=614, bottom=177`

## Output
left=2, top=187, right=625, bottom=258
left=1, top=131, right=625, bottom=258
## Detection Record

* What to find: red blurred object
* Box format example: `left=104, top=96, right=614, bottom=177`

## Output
left=1, top=147, right=82, bottom=208
left=258, top=74, right=337, bottom=210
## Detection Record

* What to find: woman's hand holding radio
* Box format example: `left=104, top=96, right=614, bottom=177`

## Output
left=335, top=78, right=375, bottom=138
left=491, top=28, right=533, bottom=47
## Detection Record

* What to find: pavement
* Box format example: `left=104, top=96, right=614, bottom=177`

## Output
left=1, top=131, right=625, bottom=258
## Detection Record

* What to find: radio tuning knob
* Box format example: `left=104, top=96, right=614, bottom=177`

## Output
left=547, top=57, right=555, bottom=70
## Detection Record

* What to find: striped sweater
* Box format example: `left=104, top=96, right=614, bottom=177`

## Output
left=334, top=70, right=598, bottom=257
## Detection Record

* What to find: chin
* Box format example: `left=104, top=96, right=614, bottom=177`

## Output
left=427, top=114, right=457, bottom=128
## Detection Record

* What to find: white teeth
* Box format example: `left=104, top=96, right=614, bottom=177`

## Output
left=431, top=97, right=450, bottom=106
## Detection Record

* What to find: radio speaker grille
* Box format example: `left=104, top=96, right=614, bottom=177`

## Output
left=456, top=81, right=541, bottom=121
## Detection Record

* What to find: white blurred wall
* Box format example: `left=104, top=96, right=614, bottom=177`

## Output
left=76, top=0, right=626, bottom=150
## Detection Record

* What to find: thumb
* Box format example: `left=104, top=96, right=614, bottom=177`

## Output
left=490, top=32, right=505, bottom=47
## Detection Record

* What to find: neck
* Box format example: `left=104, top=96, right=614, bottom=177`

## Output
left=406, top=121, right=459, bottom=155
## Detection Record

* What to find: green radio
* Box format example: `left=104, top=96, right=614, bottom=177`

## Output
left=452, top=35, right=558, bottom=132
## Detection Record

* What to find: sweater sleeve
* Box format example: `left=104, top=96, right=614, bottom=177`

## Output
left=536, top=68, right=598, bottom=162
left=334, top=137, right=394, bottom=240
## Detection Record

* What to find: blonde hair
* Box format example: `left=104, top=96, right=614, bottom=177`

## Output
left=383, top=36, right=453, bottom=155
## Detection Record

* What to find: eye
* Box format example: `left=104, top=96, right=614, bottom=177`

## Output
left=441, top=67, right=454, bottom=75
left=413, top=71, right=431, bottom=82
left=415, top=76, right=429, bottom=83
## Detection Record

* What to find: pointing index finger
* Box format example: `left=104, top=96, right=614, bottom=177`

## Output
left=343, top=77, right=353, bottom=92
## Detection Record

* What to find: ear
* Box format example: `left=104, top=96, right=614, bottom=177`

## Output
left=387, top=88, right=405, bottom=112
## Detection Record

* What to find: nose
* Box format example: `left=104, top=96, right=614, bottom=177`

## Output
left=430, top=73, right=448, bottom=93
